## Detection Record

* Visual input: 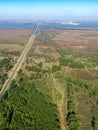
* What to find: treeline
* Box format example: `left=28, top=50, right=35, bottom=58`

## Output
left=1, top=51, right=20, bottom=57
left=0, top=76, right=60, bottom=130
left=0, top=73, right=8, bottom=85
left=65, top=75, right=98, bottom=130
left=59, top=58, right=85, bottom=68
left=92, top=117, right=98, bottom=130
left=66, top=82, right=81, bottom=130
left=0, top=58, right=13, bottom=87
left=65, top=76, right=98, bottom=98
left=26, top=62, right=42, bottom=72
left=0, top=58, right=13, bottom=72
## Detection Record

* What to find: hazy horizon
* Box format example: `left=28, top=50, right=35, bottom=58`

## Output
left=0, top=0, right=98, bottom=21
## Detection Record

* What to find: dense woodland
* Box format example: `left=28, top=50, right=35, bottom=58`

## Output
left=0, top=75, right=60, bottom=130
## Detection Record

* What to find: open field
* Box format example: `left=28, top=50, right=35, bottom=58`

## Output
left=52, top=28, right=98, bottom=54
left=0, top=28, right=34, bottom=53
left=0, top=28, right=34, bottom=45
left=0, top=27, right=98, bottom=130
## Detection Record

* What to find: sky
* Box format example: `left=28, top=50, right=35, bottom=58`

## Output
left=0, top=0, right=98, bottom=21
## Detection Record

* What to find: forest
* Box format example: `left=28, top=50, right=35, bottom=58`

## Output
left=0, top=75, right=60, bottom=130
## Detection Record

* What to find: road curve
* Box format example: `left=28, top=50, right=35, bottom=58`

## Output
left=0, top=24, right=40, bottom=98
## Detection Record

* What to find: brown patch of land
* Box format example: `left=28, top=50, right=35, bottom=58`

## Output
left=0, top=44, right=23, bottom=52
left=0, top=28, right=34, bottom=54
left=52, top=29, right=98, bottom=54
left=95, top=66, right=98, bottom=70
left=0, top=28, right=34, bottom=45
left=69, top=69, right=95, bottom=80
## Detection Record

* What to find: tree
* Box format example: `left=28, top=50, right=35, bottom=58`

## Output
left=52, top=65, right=61, bottom=73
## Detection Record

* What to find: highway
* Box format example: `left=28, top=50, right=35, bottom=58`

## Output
left=0, top=23, right=40, bottom=97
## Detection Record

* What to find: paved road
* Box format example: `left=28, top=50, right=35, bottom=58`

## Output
left=0, top=24, right=40, bottom=97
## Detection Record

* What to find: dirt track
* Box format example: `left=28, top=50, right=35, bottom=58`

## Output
left=51, top=74, right=67, bottom=130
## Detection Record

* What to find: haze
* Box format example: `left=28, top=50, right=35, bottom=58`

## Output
left=0, top=0, right=98, bottom=20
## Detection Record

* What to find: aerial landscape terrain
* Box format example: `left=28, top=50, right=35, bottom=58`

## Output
left=0, top=0, right=98, bottom=130
left=0, top=21, right=98, bottom=130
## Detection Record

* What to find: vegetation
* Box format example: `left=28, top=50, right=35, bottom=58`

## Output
left=1, top=51, right=20, bottom=57
left=26, top=65, right=41, bottom=72
left=0, top=58, right=13, bottom=72
left=67, top=113, right=81, bottom=130
left=52, top=65, right=61, bottom=72
left=59, top=57, right=85, bottom=68
left=0, top=73, right=8, bottom=85
left=66, top=82, right=81, bottom=130
left=0, top=28, right=98, bottom=130
left=94, top=119, right=98, bottom=130
left=0, top=76, right=60, bottom=130
left=0, top=58, right=13, bottom=89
